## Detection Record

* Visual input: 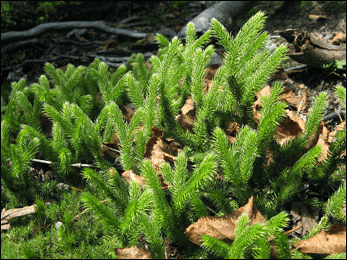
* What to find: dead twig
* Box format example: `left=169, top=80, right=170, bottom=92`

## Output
left=2, top=21, right=148, bottom=53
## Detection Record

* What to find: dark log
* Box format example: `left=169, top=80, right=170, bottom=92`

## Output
left=276, top=29, right=346, bottom=68
left=178, top=1, right=257, bottom=38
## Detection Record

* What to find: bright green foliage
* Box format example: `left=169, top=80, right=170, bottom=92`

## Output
left=324, top=181, right=346, bottom=223
left=253, top=237, right=271, bottom=259
left=304, top=92, right=328, bottom=139
left=325, top=252, right=347, bottom=259
left=273, top=231, right=291, bottom=259
left=257, top=81, right=287, bottom=147
left=202, top=212, right=290, bottom=258
left=335, top=85, right=346, bottom=112
left=213, top=126, right=258, bottom=204
left=211, top=12, right=287, bottom=127
left=81, top=154, right=217, bottom=258
left=1, top=11, right=346, bottom=259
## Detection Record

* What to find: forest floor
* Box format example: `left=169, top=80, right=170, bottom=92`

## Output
left=1, top=1, right=346, bottom=259
left=2, top=1, right=346, bottom=129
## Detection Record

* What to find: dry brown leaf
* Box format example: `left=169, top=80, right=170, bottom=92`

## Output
left=144, top=138, right=175, bottom=171
left=294, top=223, right=346, bottom=256
left=143, top=136, right=158, bottom=157
left=280, top=86, right=307, bottom=111
left=122, top=170, right=146, bottom=187
left=329, top=121, right=346, bottom=143
left=257, top=85, right=272, bottom=99
left=253, top=84, right=307, bottom=126
left=253, top=85, right=271, bottom=125
left=225, top=121, right=240, bottom=145
left=165, top=138, right=182, bottom=150
left=114, top=246, right=152, bottom=259
left=151, top=125, right=163, bottom=138
left=330, top=32, right=346, bottom=45
left=180, top=97, right=194, bottom=115
left=300, top=84, right=308, bottom=102
left=298, top=84, right=307, bottom=112
left=204, top=63, right=221, bottom=92
left=315, top=121, right=331, bottom=162
left=302, top=120, right=344, bottom=163
left=275, top=110, right=305, bottom=146
left=143, top=126, right=181, bottom=188
left=185, top=196, right=266, bottom=245
left=303, top=121, right=325, bottom=152
left=176, top=97, right=196, bottom=132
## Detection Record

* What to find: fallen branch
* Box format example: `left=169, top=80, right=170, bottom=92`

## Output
left=1, top=21, right=148, bottom=53
left=1, top=202, right=51, bottom=231
left=30, top=158, right=95, bottom=168
left=276, top=29, right=346, bottom=68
